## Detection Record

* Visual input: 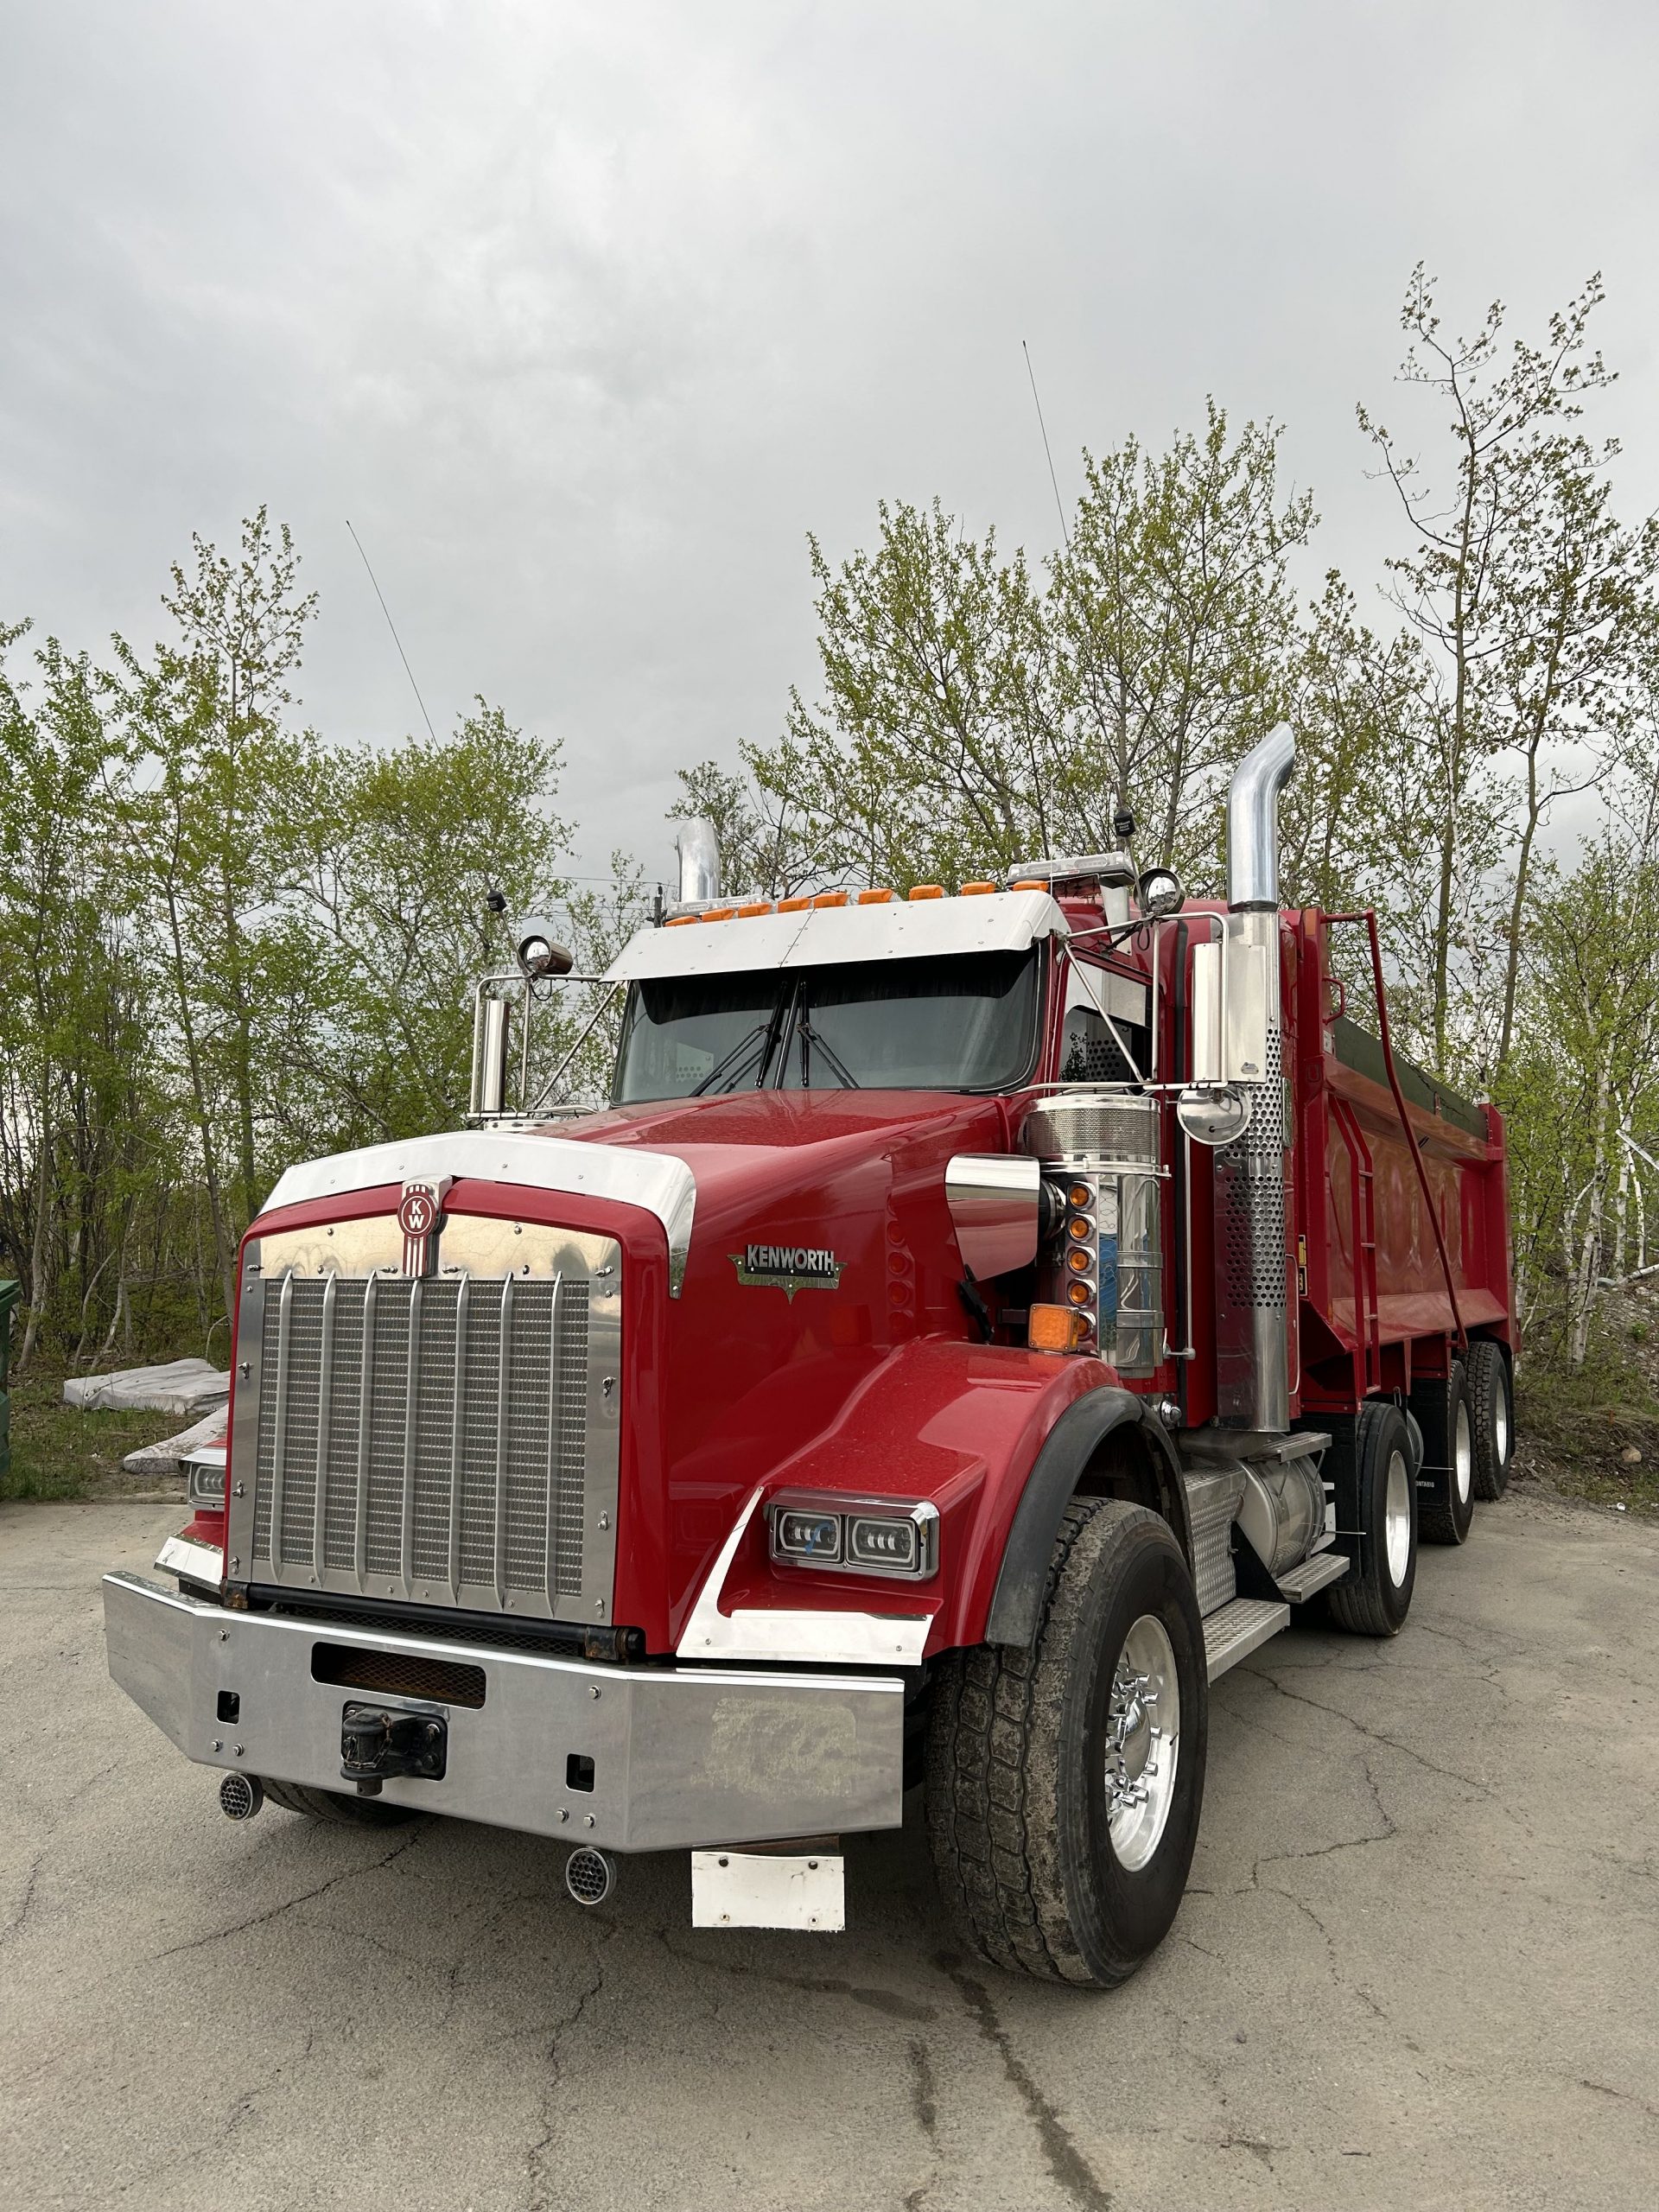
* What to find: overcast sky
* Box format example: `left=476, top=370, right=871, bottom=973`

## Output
left=3, top=1, right=1656, bottom=891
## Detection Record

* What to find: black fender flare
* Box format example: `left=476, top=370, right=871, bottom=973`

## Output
left=983, top=1389, right=1192, bottom=1648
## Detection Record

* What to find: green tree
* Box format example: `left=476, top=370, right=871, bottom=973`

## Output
left=1051, top=403, right=1315, bottom=876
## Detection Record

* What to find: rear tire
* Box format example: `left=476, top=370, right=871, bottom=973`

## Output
left=263, top=1779, right=420, bottom=1826
left=1466, top=1339, right=1514, bottom=1501
left=1325, top=1400, right=1417, bottom=1637
left=925, top=1499, right=1207, bottom=1988
left=1414, top=1363, right=1475, bottom=1547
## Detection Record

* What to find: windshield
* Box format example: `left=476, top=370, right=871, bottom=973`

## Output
left=613, top=950, right=1040, bottom=1103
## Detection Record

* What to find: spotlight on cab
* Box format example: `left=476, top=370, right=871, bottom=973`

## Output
left=514, top=921, right=575, bottom=980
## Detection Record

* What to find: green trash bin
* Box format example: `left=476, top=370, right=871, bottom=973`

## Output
left=0, top=1281, right=19, bottom=1484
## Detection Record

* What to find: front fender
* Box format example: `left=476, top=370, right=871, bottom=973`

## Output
left=713, top=1340, right=1183, bottom=1659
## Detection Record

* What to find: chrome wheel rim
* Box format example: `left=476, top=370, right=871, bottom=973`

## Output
left=1104, top=1614, right=1180, bottom=1872
left=1384, top=1449, right=1412, bottom=1584
left=1454, top=1402, right=1473, bottom=1506
left=1495, top=1385, right=1510, bottom=1466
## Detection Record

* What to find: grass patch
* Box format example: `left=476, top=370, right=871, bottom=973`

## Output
left=1517, top=1355, right=1659, bottom=1517
left=3, top=1369, right=188, bottom=1502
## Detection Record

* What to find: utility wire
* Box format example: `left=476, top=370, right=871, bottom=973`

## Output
left=346, top=518, right=438, bottom=741
left=1022, top=340, right=1070, bottom=548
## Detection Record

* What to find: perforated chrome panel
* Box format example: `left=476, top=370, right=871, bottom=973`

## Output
left=229, top=1215, right=620, bottom=1624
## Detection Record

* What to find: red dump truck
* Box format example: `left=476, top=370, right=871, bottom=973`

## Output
left=105, top=725, right=1515, bottom=1986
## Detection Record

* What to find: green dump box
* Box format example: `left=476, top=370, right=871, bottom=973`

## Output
left=0, top=1281, right=19, bottom=1483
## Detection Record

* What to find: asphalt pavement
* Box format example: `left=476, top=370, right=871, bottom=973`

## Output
left=3, top=1490, right=1656, bottom=2212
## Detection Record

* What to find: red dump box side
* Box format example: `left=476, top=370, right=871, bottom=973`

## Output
left=1287, top=907, right=1514, bottom=1414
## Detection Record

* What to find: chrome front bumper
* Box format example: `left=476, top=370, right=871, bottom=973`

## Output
left=102, top=1572, right=906, bottom=1851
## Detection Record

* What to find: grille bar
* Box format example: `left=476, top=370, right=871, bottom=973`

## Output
left=238, top=1219, right=620, bottom=1627
left=544, top=1273, right=563, bottom=1612
left=314, top=1272, right=335, bottom=1577
left=270, top=1271, right=294, bottom=1576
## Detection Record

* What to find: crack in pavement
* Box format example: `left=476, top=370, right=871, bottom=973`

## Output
left=1249, top=1664, right=1500, bottom=1799
left=147, top=1826, right=425, bottom=1961
left=524, top=1923, right=619, bottom=2212
left=938, top=1955, right=1112, bottom=2211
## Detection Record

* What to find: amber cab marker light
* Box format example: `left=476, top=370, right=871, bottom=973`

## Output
left=856, top=887, right=894, bottom=904
left=738, top=901, right=772, bottom=918
left=961, top=880, right=997, bottom=895
left=908, top=885, right=945, bottom=900
left=665, top=914, right=696, bottom=927
left=700, top=906, right=737, bottom=923
left=812, top=891, right=849, bottom=909
left=1029, top=1302, right=1088, bottom=1352
left=1011, top=878, right=1046, bottom=892
left=778, top=895, right=811, bottom=913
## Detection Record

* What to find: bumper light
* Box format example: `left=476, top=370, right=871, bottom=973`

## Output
left=767, top=1493, right=939, bottom=1580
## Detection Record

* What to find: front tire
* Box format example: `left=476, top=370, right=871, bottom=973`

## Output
left=1466, top=1339, right=1514, bottom=1501
left=926, top=1499, right=1207, bottom=1988
left=1325, top=1400, right=1417, bottom=1636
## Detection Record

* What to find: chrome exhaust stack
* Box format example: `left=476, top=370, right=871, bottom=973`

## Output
left=1214, top=725, right=1296, bottom=1432
left=673, top=817, right=721, bottom=912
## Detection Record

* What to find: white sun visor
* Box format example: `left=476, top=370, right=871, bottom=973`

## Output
left=606, top=889, right=1070, bottom=982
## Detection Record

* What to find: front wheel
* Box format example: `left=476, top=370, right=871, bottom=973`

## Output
left=926, top=1498, right=1207, bottom=1988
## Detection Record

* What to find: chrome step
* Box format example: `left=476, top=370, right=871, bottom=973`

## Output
left=1275, top=1549, right=1351, bottom=1603
left=1203, top=1597, right=1289, bottom=1681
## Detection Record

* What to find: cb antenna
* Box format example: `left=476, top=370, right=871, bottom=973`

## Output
left=346, top=518, right=438, bottom=741
left=1022, top=340, right=1070, bottom=548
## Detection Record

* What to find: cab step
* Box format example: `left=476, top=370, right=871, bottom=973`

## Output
left=1203, top=1597, right=1290, bottom=1681
left=1274, top=1549, right=1351, bottom=1603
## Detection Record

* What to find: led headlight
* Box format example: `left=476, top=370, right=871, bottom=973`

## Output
left=184, top=1450, right=227, bottom=1510
left=767, top=1493, right=939, bottom=1580
left=773, top=1507, right=842, bottom=1563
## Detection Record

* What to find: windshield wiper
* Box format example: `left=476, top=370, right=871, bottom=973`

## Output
left=798, top=1016, right=861, bottom=1090
left=690, top=1023, right=769, bottom=1096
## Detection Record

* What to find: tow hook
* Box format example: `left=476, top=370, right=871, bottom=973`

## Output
left=340, top=1703, right=448, bottom=1795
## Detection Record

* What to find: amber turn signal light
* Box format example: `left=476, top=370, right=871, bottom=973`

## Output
left=1029, top=1303, right=1089, bottom=1352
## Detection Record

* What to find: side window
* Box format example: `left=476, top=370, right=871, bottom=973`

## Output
left=1060, top=963, right=1148, bottom=1084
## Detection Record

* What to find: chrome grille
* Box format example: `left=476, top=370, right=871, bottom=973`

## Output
left=234, top=1216, right=620, bottom=1624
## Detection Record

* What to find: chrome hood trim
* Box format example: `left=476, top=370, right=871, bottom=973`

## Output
left=260, top=1130, right=697, bottom=1295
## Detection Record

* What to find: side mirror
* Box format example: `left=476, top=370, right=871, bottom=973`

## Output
left=1175, top=1085, right=1253, bottom=1147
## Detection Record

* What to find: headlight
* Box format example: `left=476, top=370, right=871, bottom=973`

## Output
left=766, top=1493, right=938, bottom=1580
left=184, top=1449, right=227, bottom=1510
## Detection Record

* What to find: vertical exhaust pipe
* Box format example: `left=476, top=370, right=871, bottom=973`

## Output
left=1226, top=722, right=1297, bottom=911
left=1216, top=724, right=1296, bottom=1432
left=675, top=818, right=721, bottom=908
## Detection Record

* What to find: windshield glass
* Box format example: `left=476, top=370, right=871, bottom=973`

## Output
left=613, top=949, right=1039, bottom=1103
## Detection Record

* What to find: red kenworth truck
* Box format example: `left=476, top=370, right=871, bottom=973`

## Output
left=105, top=726, right=1515, bottom=1986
